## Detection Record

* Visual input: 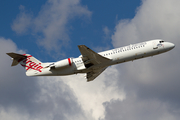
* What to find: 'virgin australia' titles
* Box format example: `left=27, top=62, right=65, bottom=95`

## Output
left=7, top=39, right=175, bottom=82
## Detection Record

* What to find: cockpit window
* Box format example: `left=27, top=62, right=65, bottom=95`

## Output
left=159, top=41, right=164, bottom=43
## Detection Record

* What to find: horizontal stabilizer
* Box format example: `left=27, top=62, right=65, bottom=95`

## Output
left=6, top=52, right=27, bottom=66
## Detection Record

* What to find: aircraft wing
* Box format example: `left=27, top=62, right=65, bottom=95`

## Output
left=78, top=45, right=111, bottom=68
left=78, top=45, right=111, bottom=81
left=86, top=67, right=107, bottom=82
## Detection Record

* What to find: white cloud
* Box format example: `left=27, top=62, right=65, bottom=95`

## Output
left=103, top=94, right=180, bottom=120
left=62, top=66, right=125, bottom=120
left=103, top=26, right=111, bottom=40
left=112, top=0, right=180, bottom=46
left=7, top=0, right=180, bottom=119
left=0, top=37, right=87, bottom=120
left=0, top=37, right=125, bottom=120
left=12, top=0, right=92, bottom=51
left=11, top=5, right=33, bottom=35
left=105, top=0, right=180, bottom=119
left=0, top=108, right=30, bottom=120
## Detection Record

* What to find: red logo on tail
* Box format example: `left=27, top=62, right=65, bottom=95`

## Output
left=21, top=55, right=43, bottom=72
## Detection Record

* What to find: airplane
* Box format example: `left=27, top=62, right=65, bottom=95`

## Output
left=7, top=39, right=175, bottom=82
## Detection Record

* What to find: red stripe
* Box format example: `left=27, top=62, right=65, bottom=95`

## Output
left=68, top=58, right=71, bottom=66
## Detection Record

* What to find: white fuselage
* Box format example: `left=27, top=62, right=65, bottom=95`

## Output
left=27, top=39, right=175, bottom=76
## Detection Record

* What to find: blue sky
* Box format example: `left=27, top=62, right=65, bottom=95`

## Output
left=0, top=0, right=141, bottom=61
left=1, top=0, right=180, bottom=120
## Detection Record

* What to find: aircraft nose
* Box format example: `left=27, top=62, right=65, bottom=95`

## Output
left=166, top=42, right=175, bottom=50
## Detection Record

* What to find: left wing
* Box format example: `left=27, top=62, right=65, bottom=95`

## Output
left=86, top=67, right=107, bottom=82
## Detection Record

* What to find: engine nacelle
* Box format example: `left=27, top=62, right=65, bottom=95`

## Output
left=51, top=58, right=73, bottom=69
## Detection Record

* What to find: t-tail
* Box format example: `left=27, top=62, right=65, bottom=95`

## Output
left=6, top=53, right=44, bottom=76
